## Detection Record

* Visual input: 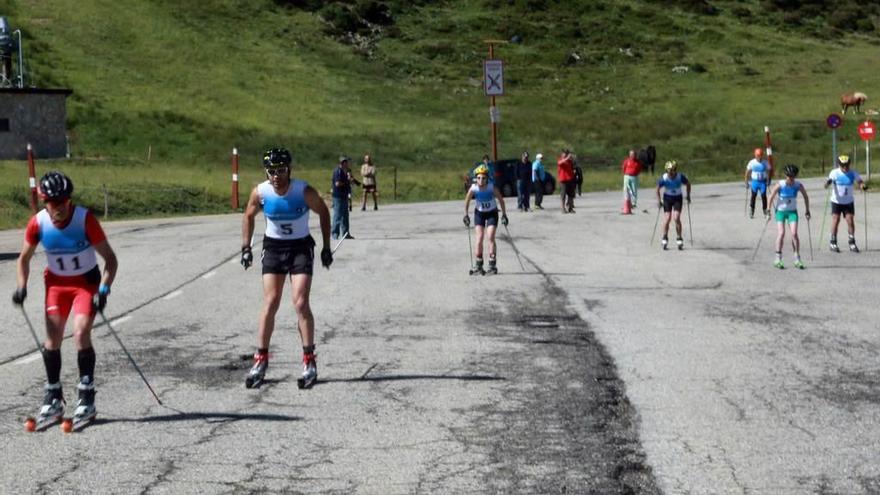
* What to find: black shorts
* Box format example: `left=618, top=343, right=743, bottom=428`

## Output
left=831, top=202, right=855, bottom=216
left=261, top=235, right=316, bottom=275
left=364, top=184, right=377, bottom=193
left=474, top=209, right=498, bottom=227
left=562, top=180, right=576, bottom=197
left=663, top=195, right=683, bottom=212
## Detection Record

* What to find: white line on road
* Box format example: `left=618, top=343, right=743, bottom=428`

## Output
left=14, top=353, right=41, bottom=366
left=163, top=290, right=183, bottom=301
left=202, top=271, right=216, bottom=279
left=110, top=315, right=132, bottom=325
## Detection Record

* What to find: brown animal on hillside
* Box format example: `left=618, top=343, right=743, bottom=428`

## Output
left=841, top=92, right=868, bottom=114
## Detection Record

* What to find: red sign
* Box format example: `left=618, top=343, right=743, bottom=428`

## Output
left=858, top=120, right=876, bottom=141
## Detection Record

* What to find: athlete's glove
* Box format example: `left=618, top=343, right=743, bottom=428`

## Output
left=658, top=200, right=663, bottom=209
left=805, top=210, right=811, bottom=220
left=12, top=287, right=26, bottom=306
left=240, top=246, right=253, bottom=270
left=686, top=195, right=691, bottom=204
left=501, top=214, right=509, bottom=227
left=463, top=215, right=470, bottom=227
left=321, top=247, right=333, bottom=269
left=92, top=285, right=110, bottom=313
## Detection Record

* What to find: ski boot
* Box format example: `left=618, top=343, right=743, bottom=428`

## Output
left=774, top=259, right=785, bottom=269
left=661, top=236, right=669, bottom=250
left=469, top=258, right=485, bottom=276
left=486, top=257, right=498, bottom=275
left=763, top=209, right=770, bottom=219
left=297, top=353, right=317, bottom=389
left=794, top=259, right=805, bottom=270
left=26, top=383, right=64, bottom=432
left=70, top=376, right=97, bottom=431
left=830, top=237, right=840, bottom=253
left=849, top=237, right=860, bottom=253
left=676, top=237, right=684, bottom=250
left=749, top=208, right=755, bottom=219
left=245, top=352, right=268, bottom=389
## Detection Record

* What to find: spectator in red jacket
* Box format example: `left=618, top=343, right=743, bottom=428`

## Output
left=557, top=149, right=577, bottom=213
left=621, top=149, right=642, bottom=211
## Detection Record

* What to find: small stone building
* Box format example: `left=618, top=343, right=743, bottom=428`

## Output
left=0, top=88, right=72, bottom=160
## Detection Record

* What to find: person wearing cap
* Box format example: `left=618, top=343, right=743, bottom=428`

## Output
left=656, top=160, right=691, bottom=250
left=744, top=147, right=771, bottom=218
left=463, top=165, right=509, bottom=275
left=767, top=164, right=811, bottom=269
left=557, top=149, right=577, bottom=213
left=12, top=171, right=118, bottom=427
left=532, top=153, right=546, bottom=209
left=825, top=154, right=866, bottom=252
left=332, top=156, right=358, bottom=240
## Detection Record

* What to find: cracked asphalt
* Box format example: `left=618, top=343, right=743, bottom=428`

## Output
left=1, top=177, right=878, bottom=494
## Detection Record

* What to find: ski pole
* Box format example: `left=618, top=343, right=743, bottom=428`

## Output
left=864, top=189, right=868, bottom=251
left=503, top=223, right=526, bottom=272
left=332, top=231, right=349, bottom=254
left=466, top=224, right=474, bottom=271
left=806, top=214, right=814, bottom=261
left=819, top=188, right=830, bottom=248
left=649, top=204, right=661, bottom=246
left=686, top=200, right=694, bottom=246
left=751, top=201, right=775, bottom=261
left=745, top=187, right=749, bottom=217
left=97, top=310, right=163, bottom=406
left=19, top=306, right=45, bottom=356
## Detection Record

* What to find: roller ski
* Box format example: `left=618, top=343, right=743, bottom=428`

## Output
left=661, top=236, right=668, bottom=251
left=676, top=237, right=684, bottom=250
left=829, top=238, right=840, bottom=253
left=24, top=383, right=64, bottom=432
left=794, top=259, right=805, bottom=270
left=244, top=352, right=268, bottom=389
left=297, top=353, right=317, bottom=390
left=774, top=260, right=785, bottom=269
left=849, top=237, right=860, bottom=253
left=485, top=258, right=498, bottom=275
left=469, top=258, right=485, bottom=276
left=64, top=377, right=97, bottom=433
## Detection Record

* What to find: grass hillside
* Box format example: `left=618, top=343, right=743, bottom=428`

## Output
left=1, top=0, right=879, bottom=228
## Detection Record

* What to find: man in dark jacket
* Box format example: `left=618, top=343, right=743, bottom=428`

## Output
left=516, top=151, right=533, bottom=211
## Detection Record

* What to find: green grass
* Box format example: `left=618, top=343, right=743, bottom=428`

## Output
left=2, top=0, right=880, bottom=229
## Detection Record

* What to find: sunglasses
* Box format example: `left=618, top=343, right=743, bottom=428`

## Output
left=266, top=166, right=289, bottom=177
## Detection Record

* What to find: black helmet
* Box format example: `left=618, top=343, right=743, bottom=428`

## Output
left=783, top=164, right=799, bottom=177
left=38, top=171, right=73, bottom=200
left=262, top=148, right=292, bottom=168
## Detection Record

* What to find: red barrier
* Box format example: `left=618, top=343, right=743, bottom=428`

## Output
left=231, top=147, right=240, bottom=210
left=27, top=143, right=37, bottom=213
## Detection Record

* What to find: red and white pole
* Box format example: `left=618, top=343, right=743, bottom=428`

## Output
left=764, top=126, right=775, bottom=181
left=27, top=143, right=37, bottom=213
left=231, top=147, right=240, bottom=210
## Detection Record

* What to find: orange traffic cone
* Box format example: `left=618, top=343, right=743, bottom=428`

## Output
left=621, top=196, right=632, bottom=214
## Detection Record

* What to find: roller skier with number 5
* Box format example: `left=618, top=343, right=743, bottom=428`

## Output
left=12, top=171, right=118, bottom=431
left=240, top=148, right=332, bottom=389
left=464, top=165, right=508, bottom=275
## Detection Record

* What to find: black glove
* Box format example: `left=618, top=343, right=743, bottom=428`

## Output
left=658, top=201, right=663, bottom=209
left=12, top=287, right=26, bottom=306
left=686, top=196, right=691, bottom=204
left=463, top=215, right=470, bottom=227
left=805, top=211, right=811, bottom=220
left=321, top=247, right=333, bottom=269
left=501, top=214, right=509, bottom=226
left=241, top=246, right=253, bottom=270
left=92, top=285, right=109, bottom=313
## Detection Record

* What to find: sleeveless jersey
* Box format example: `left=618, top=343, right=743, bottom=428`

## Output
left=747, top=159, right=768, bottom=182
left=470, top=183, right=497, bottom=212
left=258, top=179, right=310, bottom=240
left=776, top=179, right=801, bottom=212
left=34, top=206, right=100, bottom=276
left=658, top=173, right=688, bottom=197
left=828, top=168, right=861, bottom=205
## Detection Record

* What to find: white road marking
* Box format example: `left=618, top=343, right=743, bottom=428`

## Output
left=14, top=353, right=42, bottom=366
left=110, top=315, right=132, bottom=325
left=202, top=271, right=216, bottom=279
left=163, top=290, right=183, bottom=300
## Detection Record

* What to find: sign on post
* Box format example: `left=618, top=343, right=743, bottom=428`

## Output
left=858, top=120, right=875, bottom=141
left=483, top=59, right=504, bottom=96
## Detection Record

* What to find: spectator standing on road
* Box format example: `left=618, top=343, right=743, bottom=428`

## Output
left=331, top=156, right=358, bottom=240
left=464, top=165, right=509, bottom=275
left=557, top=149, right=577, bottom=213
left=360, top=154, right=378, bottom=211
left=825, top=154, right=866, bottom=252
left=516, top=151, right=532, bottom=212
left=240, top=148, right=333, bottom=389
left=656, top=160, right=692, bottom=250
left=767, top=164, right=811, bottom=269
left=532, top=153, right=546, bottom=209
left=12, top=171, right=118, bottom=427
left=621, top=149, right=642, bottom=212
left=574, top=157, right=584, bottom=196
left=475, top=154, right=495, bottom=185
left=744, top=148, right=771, bottom=219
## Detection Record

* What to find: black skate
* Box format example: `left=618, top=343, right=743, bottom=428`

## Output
left=849, top=239, right=860, bottom=253
left=67, top=378, right=97, bottom=432
left=486, top=259, right=498, bottom=275
left=830, top=240, right=840, bottom=253
left=661, top=237, right=668, bottom=251
left=25, top=383, right=64, bottom=432
left=469, top=259, right=485, bottom=276
left=297, top=354, right=317, bottom=390
left=245, top=353, right=268, bottom=389
left=676, top=237, right=684, bottom=250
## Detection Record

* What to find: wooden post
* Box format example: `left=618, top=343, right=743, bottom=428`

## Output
left=393, top=166, right=397, bottom=201
left=27, top=143, right=37, bottom=213
left=102, top=184, right=109, bottom=219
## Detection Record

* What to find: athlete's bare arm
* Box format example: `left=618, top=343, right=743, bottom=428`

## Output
left=464, top=189, right=474, bottom=214
left=494, top=187, right=507, bottom=216
left=15, top=239, right=37, bottom=289
left=241, top=187, right=261, bottom=249
left=767, top=183, right=780, bottom=207
left=304, top=186, right=331, bottom=249
left=92, top=240, right=118, bottom=288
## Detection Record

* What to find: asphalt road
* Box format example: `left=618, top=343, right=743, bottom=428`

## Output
left=1, top=177, right=878, bottom=494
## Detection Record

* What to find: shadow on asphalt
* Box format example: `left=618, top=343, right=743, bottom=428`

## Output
left=321, top=374, right=505, bottom=384
left=93, top=411, right=301, bottom=425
